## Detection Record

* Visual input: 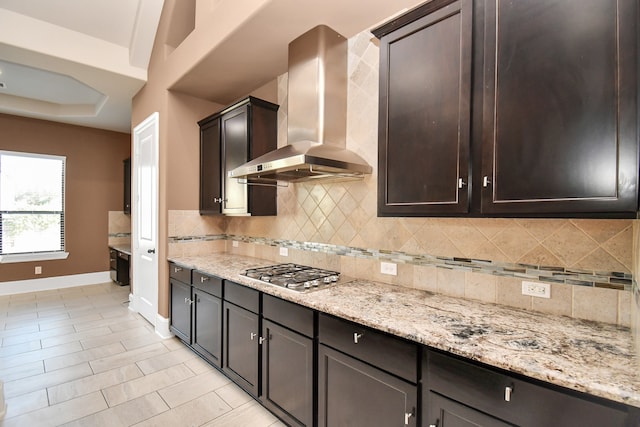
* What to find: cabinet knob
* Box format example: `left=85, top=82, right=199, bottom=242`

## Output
left=174, top=266, right=182, bottom=273
left=250, top=332, right=258, bottom=341
left=458, top=178, right=466, bottom=189
left=200, top=276, right=209, bottom=283
left=184, top=297, right=194, bottom=305
left=259, top=336, right=266, bottom=344
left=504, top=385, right=513, bottom=402
left=353, top=332, right=363, bottom=344
left=483, top=176, right=491, bottom=187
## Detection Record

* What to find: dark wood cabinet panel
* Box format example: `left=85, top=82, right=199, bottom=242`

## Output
left=318, top=313, right=418, bottom=383
left=192, top=288, right=222, bottom=367
left=199, top=118, right=222, bottom=214
left=376, top=0, right=473, bottom=216
left=480, top=0, right=638, bottom=215
left=427, top=392, right=512, bottom=427
left=223, top=301, right=260, bottom=397
left=261, top=319, right=313, bottom=427
left=318, top=344, right=417, bottom=427
left=169, top=278, right=192, bottom=343
left=198, top=96, right=278, bottom=216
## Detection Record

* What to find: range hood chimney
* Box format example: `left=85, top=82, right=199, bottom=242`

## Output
left=229, top=25, right=372, bottom=183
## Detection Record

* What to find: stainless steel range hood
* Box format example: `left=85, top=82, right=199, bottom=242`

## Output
left=229, top=25, right=372, bottom=183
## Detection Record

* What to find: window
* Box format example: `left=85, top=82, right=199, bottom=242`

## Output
left=0, top=151, right=68, bottom=263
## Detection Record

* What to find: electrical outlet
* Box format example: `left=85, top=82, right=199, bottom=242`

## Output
left=35, top=266, right=42, bottom=275
left=232, top=240, right=239, bottom=247
left=380, top=262, right=397, bottom=276
left=522, top=281, right=550, bottom=298
left=279, top=247, right=288, bottom=257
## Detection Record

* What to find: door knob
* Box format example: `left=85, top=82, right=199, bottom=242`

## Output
left=147, top=249, right=156, bottom=254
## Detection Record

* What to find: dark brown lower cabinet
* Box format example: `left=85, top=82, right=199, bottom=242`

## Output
left=261, top=320, right=313, bottom=427
left=192, top=288, right=222, bottom=366
left=318, top=345, right=418, bottom=427
left=223, top=300, right=260, bottom=397
left=428, top=392, right=511, bottom=427
left=169, top=278, right=192, bottom=344
left=424, top=350, right=632, bottom=427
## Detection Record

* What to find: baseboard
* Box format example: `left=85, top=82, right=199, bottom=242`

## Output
left=0, top=271, right=112, bottom=296
left=155, top=314, right=173, bottom=339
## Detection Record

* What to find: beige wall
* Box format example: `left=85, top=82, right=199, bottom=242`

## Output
left=0, top=113, right=130, bottom=283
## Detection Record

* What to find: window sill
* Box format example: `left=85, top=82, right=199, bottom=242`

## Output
left=0, top=252, right=69, bottom=264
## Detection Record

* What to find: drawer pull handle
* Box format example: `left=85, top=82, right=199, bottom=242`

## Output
left=353, top=332, right=363, bottom=344
left=174, top=266, right=182, bottom=273
left=404, top=411, right=413, bottom=425
left=504, top=386, right=513, bottom=402
left=200, top=276, right=209, bottom=283
left=250, top=332, right=257, bottom=341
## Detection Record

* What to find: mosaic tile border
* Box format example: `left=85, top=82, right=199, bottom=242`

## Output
left=108, top=232, right=131, bottom=238
left=168, top=234, right=633, bottom=291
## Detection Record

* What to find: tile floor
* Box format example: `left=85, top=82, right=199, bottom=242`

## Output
left=0, top=282, right=285, bottom=427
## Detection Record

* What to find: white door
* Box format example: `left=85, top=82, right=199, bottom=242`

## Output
left=132, top=112, right=159, bottom=326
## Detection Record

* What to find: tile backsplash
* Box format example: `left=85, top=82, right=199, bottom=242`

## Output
left=167, top=30, right=638, bottom=330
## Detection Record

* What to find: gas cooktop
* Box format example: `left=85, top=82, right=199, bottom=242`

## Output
left=241, top=263, right=343, bottom=292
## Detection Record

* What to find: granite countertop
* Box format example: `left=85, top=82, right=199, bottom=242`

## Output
left=109, top=244, right=131, bottom=256
left=168, top=253, right=640, bottom=408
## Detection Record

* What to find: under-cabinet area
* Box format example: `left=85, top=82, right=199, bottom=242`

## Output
left=167, top=257, right=639, bottom=427
left=374, top=0, right=639, bottom=217
left=108, top=245, right=130, bottom=286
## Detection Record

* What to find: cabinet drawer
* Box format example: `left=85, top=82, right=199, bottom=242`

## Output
left=192, top=271, right=222, bottom=297
left=224, top=281, right=259, bottom=313
left=426, top=350, right=629, bottom=427
left=318, top=313, right=418, bottom=383
left=169, top=262, right=191, bottom=283
left=263, top=294, right=314, bottom=338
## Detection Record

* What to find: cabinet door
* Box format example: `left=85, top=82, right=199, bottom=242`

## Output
left=427, top=392, right=512, bottom=427
left=480, top=0, right=638, bottom=215
left=199, top=117, right=222, bottom=214
left=318, top=345, right=417, bottom=427
left=377, top=0, right=473, bottom=216
left=223, top=301, right=260, bottom=397
left=221, top=106, right=249, bottom=215
left=261, top=320, right=313, bottom=427
left=192, top=289, right=222, bottom=367
left=169, top=279, right=192, bottom=343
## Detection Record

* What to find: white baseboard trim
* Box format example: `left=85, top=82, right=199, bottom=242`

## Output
left=155, top=314, right=173, bottom=339
left=0, top=271, right=112, bottom=296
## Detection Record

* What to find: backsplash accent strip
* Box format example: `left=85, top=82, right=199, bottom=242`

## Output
left=168, top=234, right=632, bottom=291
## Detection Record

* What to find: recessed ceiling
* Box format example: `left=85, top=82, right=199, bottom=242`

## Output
left=0, top=0, right=164, bottom=133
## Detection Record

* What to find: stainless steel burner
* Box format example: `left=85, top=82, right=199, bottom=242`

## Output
left=242, top=263, right=342, bottom=292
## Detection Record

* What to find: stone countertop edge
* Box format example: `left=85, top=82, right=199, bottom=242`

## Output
left=168, top=253, right=640, bottom=409
left=109, top=244, right=131, bottom=256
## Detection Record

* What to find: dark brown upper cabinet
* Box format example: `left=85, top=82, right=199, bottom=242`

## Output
left=374, top=0, right=638, bottom=218
left=198, top=96, right=278, bottom=216
left=480, top=0, right=638, bottom=216
left=375, top=0, right=473, bottom=216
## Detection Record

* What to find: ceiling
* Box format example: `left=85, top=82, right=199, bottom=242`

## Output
left=0, top=0, right=164, bottom=133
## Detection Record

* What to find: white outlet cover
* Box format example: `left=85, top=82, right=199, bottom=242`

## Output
left=521, top=281, right=551, bottom=298
left=380, top=262, right=397, bottom=276
left=232, top=241, right=239, bottom=247
left=279, top=247, right=288, bottom=257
